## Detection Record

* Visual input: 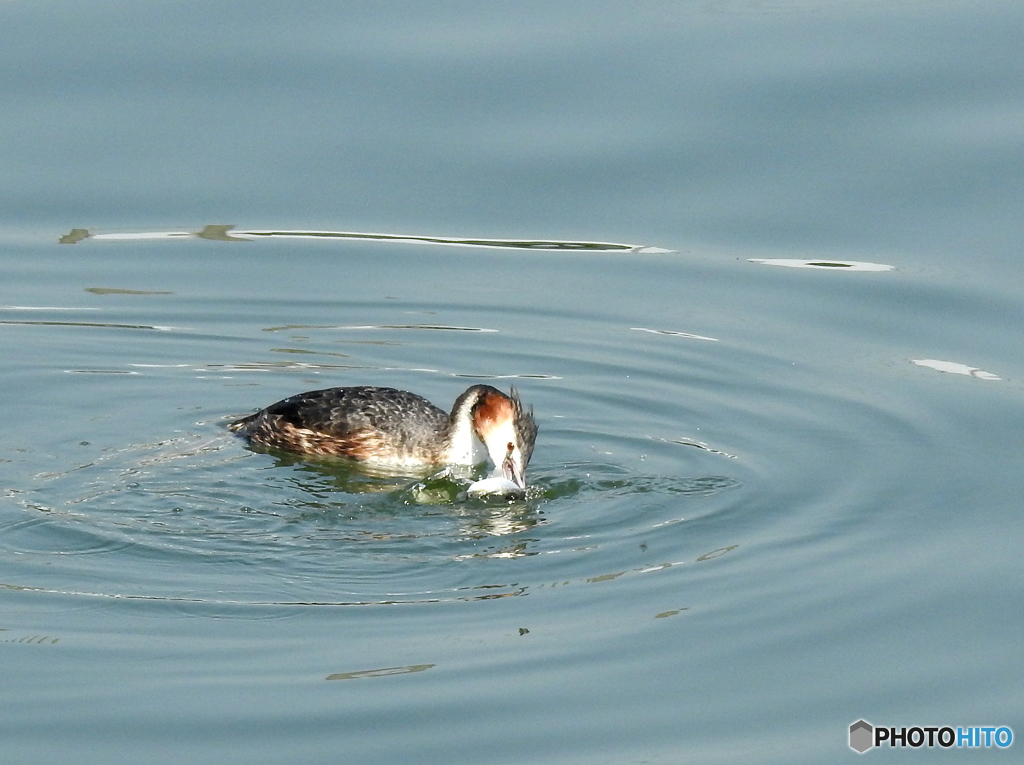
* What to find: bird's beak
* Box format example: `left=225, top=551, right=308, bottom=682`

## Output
left=502, top=451, right=526, bottom=490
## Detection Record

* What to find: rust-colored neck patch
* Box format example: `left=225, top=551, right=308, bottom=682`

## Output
left=473, top=390, right=513, bottom=433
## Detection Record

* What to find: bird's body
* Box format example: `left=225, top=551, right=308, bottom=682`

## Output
left=229, top=384, right=537, bottom=488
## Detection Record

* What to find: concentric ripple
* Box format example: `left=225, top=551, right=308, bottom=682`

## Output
left=0, top=247, right=945, bottom=619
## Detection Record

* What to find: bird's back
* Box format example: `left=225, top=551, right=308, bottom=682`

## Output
left=230, top=386, right=451, bottom=464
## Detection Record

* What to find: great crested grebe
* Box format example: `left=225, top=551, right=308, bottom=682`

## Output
left=229, top=384, right=538, bottom=489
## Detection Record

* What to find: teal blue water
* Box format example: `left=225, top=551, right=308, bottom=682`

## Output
left=3, top=2, right=1023, bottom=763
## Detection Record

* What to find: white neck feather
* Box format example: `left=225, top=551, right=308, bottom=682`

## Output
left=445, top=415, right=487, bottom=466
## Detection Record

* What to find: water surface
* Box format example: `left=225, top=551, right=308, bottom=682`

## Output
left=2, top=1, right=1023, bottom=763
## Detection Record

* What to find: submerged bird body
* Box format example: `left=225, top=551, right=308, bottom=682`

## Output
left=229, top=384, right=537, bottom=488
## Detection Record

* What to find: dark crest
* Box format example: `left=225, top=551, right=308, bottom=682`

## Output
left=509, top=386, right=538, bottom=466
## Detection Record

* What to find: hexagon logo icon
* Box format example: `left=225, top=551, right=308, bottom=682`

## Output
left=849, top=719, right=874, bottom=753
